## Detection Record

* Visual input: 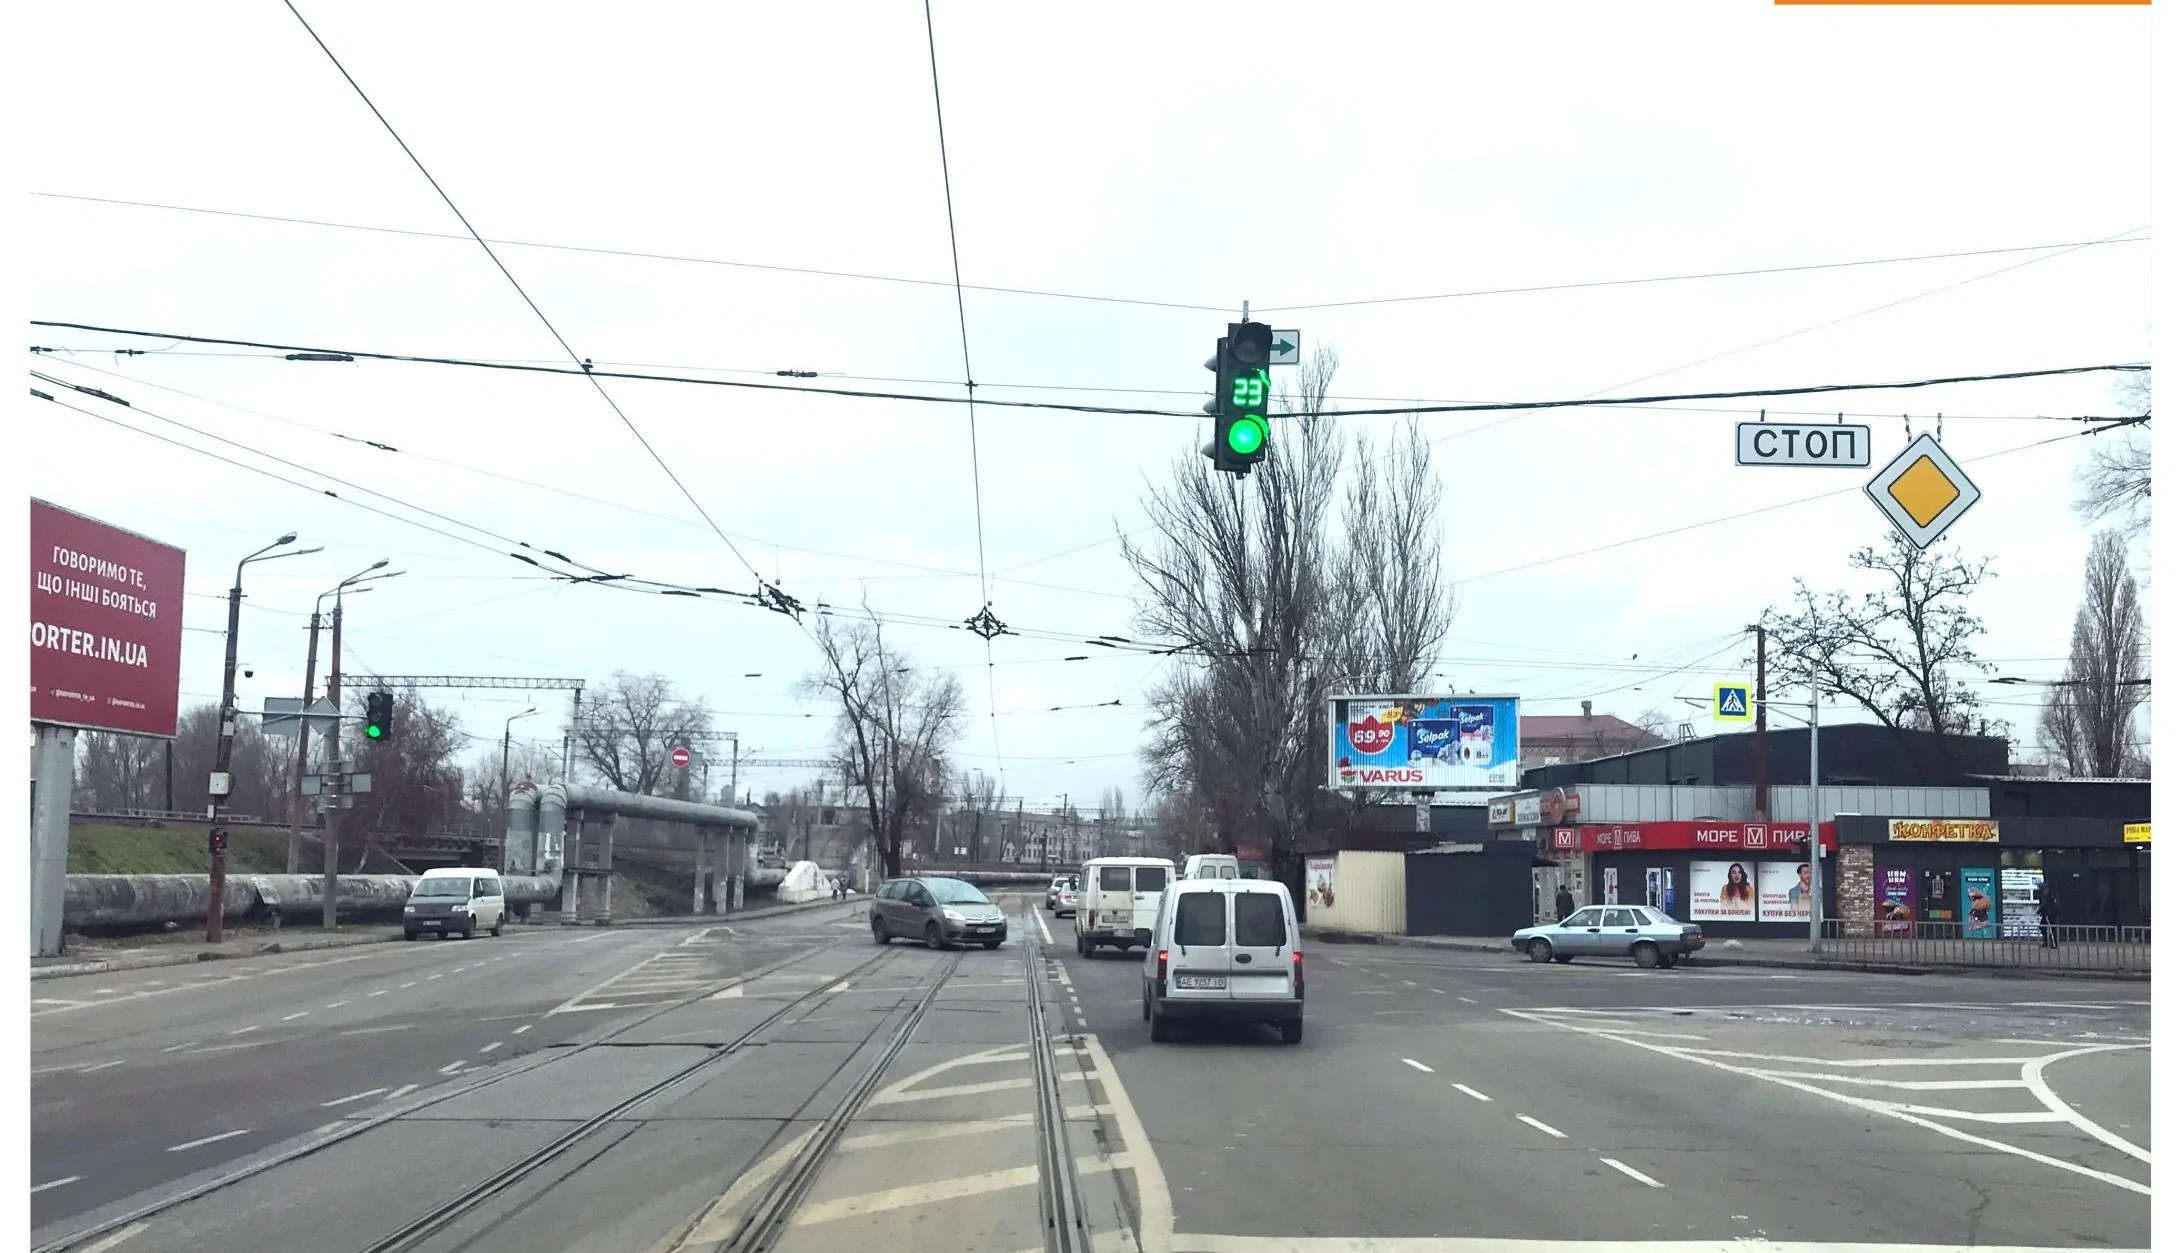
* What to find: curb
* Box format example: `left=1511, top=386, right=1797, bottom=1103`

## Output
left=1299, top=927, right=2150, bottom=982
left=31, top=930, right=401, bottom=981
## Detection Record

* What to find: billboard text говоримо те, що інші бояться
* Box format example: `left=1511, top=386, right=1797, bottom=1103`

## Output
left=30, top=499, right=188, bottom=737
left=1330, top=695, right=1521, bottom=791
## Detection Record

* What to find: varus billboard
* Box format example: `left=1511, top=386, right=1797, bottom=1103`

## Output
left=1329, top=694, right=1522, bottom=791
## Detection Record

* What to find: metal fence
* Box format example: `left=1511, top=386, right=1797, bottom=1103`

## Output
left=1818, top=919, right=2150, bottom=972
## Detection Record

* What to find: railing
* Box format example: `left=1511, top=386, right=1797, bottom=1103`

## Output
left=1817, top=918, right=2150, bottom=972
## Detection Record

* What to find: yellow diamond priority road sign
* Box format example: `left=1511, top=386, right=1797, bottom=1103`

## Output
left=1865, top=434, right=1980, bottom=549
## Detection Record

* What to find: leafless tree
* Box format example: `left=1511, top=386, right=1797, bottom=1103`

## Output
left=348, top=689, right=469, bottom=855
left=80, top=703, right=295, bottom=820
left=2037, top=530, right=2148, bottom=777
left=1761, top=532, right=1994, bottom=775
left=1124, top=346, right=1457, bottom=892
left=74, top=730, right=170, bottom=812
left=804, top=609, right=965, bottom=879
left=574, top=672, right=713, bottom=796
left=2074, top=372, right=2150, bottom=540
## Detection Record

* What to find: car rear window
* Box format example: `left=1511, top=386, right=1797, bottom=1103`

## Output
left=1099, top=866, right=1132, bottom=891
left=1135, top=866, right=1168, bottom=892
left=1173, top=892, right=1225, bottom=947
left=1234, top=893, right=1286, bottom=946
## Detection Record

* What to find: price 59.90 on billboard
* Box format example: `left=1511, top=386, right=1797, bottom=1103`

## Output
left=30, top=499, right=188, bottom=737
left=1329, top=694, right=1522, bottom=791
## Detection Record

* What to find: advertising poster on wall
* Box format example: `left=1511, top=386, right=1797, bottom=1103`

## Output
left=30, top=498, right=189, bottom=737
left=1960, top=868, right=1998, bottom=939
left=1602, top=866, right=1619, bottom=905
left=1688, top=860, right=1757, bottom=922
left=1999, top=867, right=2043, bottom=939
left=1757, top=861, right=1814, bottom=921
left=1304, top=856, right=1337, bottom=915
left=1329, top=695, right=1522, bottom=791
left=1875, top=867, right=1915, bottom=937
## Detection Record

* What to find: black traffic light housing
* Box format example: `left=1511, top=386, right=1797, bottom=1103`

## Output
left=209, top=827, right=228, bottom=856
left=1202, top=321, right=1274, bottom=476
left=364, top=690, right=394, bottom=741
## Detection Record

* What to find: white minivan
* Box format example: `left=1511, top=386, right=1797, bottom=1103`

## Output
left=1075, top=856, right=1172, bottom=956
left=1181, top=853, right=1241, bottom=880
left=403, top=867, right=507, bottom=940
left=1142, top=878, right=1303, bottom=1044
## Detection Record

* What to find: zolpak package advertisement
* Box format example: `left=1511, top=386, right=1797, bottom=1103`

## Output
left=1331, top=695, right=1522, bottom=790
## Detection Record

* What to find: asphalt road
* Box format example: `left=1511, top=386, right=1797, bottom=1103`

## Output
left=31, top=897, right=2151, bottom=1253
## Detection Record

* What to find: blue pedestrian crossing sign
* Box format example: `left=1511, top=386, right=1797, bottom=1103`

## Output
left=1714, top=684, right=1754, bottom=722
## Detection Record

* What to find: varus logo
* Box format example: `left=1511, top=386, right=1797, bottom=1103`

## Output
left=1342, top=767, right=1426, bottom=785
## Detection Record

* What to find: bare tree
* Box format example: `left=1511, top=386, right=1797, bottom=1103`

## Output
left=2074, top=372, right=2150, bottom=540
left=75, top=730, right=169, bottom=812
left=86, top=703, right=294, bottom=820
left=349, top=689, right=468, bottom=852
left=2038, top=530, right=2148, bottom=777
left=1761, top=533, right=1994, bottom=774
left=574, top=672, right=713, bottom=796
left=1125, top=346, right=1457, bottom=894
left=804, top=610, right=965, bottom=880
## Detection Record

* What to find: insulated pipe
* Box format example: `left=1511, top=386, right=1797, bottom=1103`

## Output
left=536, top=783, right=567, bottom=874
left=506, top=782, right=540, bottom=875
left=62, top=872, right=564, bottom=928
left=559, top=785, right=758, bottom=830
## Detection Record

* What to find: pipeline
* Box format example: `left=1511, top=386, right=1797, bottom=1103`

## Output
left=62, top=872, right=563, bottom=930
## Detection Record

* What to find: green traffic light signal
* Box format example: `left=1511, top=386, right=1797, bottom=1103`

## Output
left=1227, top=415, right=1266, bottom=455
left=366, top=724, right=383, bottom=739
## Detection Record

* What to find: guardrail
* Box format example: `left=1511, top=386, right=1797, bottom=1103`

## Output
left=1818, top=918, right=2149, bottom=972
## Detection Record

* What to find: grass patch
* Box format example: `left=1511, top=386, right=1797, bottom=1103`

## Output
left=67, top=824, right=292, bottom=875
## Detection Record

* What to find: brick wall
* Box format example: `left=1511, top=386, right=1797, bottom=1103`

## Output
left=1837, top=844, right=1874, bottom=938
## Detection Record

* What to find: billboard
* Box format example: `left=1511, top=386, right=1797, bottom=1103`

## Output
left=1304, top=855, right=1336, bottom=914
left=30, top=499, right=188, bottom=737
left=1329, top=694, right=1521, bottom=791
left=1689, top=859, right=1758, bottom=922
left=1756, top=860, right=1814, bottom=922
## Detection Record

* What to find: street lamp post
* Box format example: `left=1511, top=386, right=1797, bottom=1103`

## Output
left=208, top=533, right=323, bottom=942
left=288, top=563, right=399, bottom=875
left=320, top=564, right=402, bottom=929
left=500, top=707, right=539, bottom=871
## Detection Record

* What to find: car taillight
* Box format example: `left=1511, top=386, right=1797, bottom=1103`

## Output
left=1156, top=949, right=1169, bottom=994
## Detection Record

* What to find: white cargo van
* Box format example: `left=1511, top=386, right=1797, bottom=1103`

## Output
left=1182, top=853, right=1241, bottom=880
left=403, top=867, right=506, bottom=940
left=1141, top=878, right=1303, bottom=1044
left=1075, top=856, right=1171, bottom=955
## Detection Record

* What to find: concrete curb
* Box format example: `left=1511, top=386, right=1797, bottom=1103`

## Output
left=1299, top=927, right=2150, bottom=982
left=30, top=929, right=402, bottom=981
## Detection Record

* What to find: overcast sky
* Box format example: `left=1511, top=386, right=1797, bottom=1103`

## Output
left=25, top=2, right=2155, bottom=808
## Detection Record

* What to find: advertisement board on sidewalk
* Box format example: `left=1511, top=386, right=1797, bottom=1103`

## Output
left=1329, top=694, right=1522, bottom=791
left=1688, top=860, right=1758, bottom=922
left=1304, top=855, right=1337, bottom=914
left=1757, top=860, right=1814, bottom=921
left=1960, top=867, right=1998, bottom=939
left=1875, top=867, right=1915, bottom=937
left=30, top=499, right=188, bottom=737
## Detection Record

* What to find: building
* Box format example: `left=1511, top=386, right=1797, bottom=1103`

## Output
left=1519, top=702, right=1665, bottom=769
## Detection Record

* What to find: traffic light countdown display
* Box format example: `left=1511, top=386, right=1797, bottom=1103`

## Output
left=364, top=690, right=394, bottom=741
left=1203, top=321, right=1274, bottom=476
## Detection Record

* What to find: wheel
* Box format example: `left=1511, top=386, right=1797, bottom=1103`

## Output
left=1076, top=931, right=1089, bottom=958
left=1553, top=954, right=1574, bottom=964
left=1141, top=990, right=1152, bottom=1022
left=1149, top=1010, right=1174, bottom=1042
left=981, top=940, right=1001, bottom=950
left=403, top=930, right=419, bottom=941
left=1632, top=941, right=1662, bottom=969
left=1527, top=938, right=1554, bottom=963
left=1659, top=952, right=1680, bottom=969
left=1278, top=1018, right=1303, bottom=1045
left=490, top=920, right=504, bottom=937
left=925, top=922, right=948, bottom=951
left=872, top=917, right=890, bottom=945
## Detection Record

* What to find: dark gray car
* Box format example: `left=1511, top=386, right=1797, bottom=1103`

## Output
left=871, top=876, right=1009, bottom=950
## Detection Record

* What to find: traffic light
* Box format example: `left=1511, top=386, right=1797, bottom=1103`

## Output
left=1202, top=321, right=1274, bottom=475
left=364, top=690, right=394, bottom=741
left=208, top=828, right=228, bottom=856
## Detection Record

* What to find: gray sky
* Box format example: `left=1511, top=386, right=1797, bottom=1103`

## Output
left=26, top=2, right=2154, bottom=806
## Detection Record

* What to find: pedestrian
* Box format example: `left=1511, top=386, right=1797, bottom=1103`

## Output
left=2037, top=885, right=2059, bottom=948
left=1554, top=883, right=1576, bottom=922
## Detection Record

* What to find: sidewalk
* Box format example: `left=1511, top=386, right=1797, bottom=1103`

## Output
left=1300, top=927, right=2151, bottom=982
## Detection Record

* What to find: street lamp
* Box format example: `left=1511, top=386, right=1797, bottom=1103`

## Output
left=208, top=533, right=324, bottom=942
left=320, top=562, right=403, bottom=930
left=287, top=562, right=404, bottom=874
left=500, top=707, right=540, bottom=871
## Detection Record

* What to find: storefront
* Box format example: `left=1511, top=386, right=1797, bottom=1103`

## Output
left=1838, top=815, right=2150, bottom=935
left=1553, top=820, right=1839, bottom=938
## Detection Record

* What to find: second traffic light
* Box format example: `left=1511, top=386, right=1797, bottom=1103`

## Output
left=364, top=690, right=394, bottom=741
left=1202, top=321, right=1273, bottom=476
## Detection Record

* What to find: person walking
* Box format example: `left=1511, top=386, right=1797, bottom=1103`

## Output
left=2037, top=885, right=2060, bottom=948
left=1554, top=883, right=1576, bottom=922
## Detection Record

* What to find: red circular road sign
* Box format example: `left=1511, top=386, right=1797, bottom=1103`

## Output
left=671, top=746, right=692, bottom=768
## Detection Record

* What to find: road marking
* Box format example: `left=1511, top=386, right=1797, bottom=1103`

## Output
left=428, top=973, right=442, bottom=980
left=30, top=1175, right=83, bottom=1194
left=2023, top=1044, right=2153, bottom=1163
left=321, top=1087, right=390, bottom=1107
left=1452, top=1084, right=1492, bottom=1102
left=1035, top=910, right=1055, bottom=945
left=401, top=981, right=417, bottom=989
left=77, top=1222, right=149, bottom=1253
left=1429, top=988, right=1446, bottom=995
left=438, top=1060, right=470, bottom=1075
left=281, top=1012, right=309, bottom=1021
left=1168, top=1240, right=2152, bottom=1252
left=368, top=989, right=388, bottom=997
left=840, top=1115, right=1032, bottom=1152
left=310, top=1122, right=345, bottom=1136
left=226, top=1024, right=262, bottom=1036
left=479, top=1041, right=504, bottom=1054
left=166, top=1128, right=253, bottom=1152
left=325, top=1000, right=350, bottom=1009
left=1516, top=1115, right=1566, bottom=1139
left=513, top=1024, right=533, bottom=1034
left=789, top=1154, right=1127, bottom=1227
left=1402, top=1058, right=1435, bottom=1073
left=1401, top=980, right=1418, bottom=987
left=1457, top=996, right=1477, bottom=1004
left=383, top=1084, right=418, bottom=1102
left=1599, top=1157, right=1664, bottom=1187
left=161, top=1041, right=199, bottom=1053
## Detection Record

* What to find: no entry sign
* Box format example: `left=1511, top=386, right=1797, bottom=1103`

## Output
left=671, top=746, right=692, bottom=768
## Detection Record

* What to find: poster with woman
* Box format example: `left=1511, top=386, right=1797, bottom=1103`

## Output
left=1875, top=867, right=1914, bottom=937
left=1689, top=860, right=1757, bottom=921
left=1757, top=861, right=1814, bottom=921
left=1960, top=867, right=1998, bottom=939
left=1304, top=856, right=1337, bottom=914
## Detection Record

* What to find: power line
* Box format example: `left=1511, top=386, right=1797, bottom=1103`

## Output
left=275, top=0, right=784, bottom=611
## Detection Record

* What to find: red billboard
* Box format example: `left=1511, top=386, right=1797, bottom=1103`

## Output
left=1576, top=821, right=1837, bottom=854
left=30, top=499, right=188, bottom=737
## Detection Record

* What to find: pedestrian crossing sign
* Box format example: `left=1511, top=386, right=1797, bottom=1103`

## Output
left=1714, top=684, right=1753, bottom=722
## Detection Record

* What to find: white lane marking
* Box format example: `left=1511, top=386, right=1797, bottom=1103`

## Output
left=1402, top=1058, right=1435, bottom=1073
left=226, top=1024, right=262, bottom=1036
left=281, top=1012, right=309, bottom=1021
left=1457, top=996, right=1478, bottom=1004
left=789, top=1154, right=1127, bottom=1227
left=310, top=1122, right=345, bottom=1136
left=30, top=950, right=403, bottom=1018
left=513, top=1024, right=533, bottom=1034
left=30, top=1175, right=84, bottom=1194
left=184, top=1040, right=269, bottom=1054
left=1516, top=1115, right=1566, bottom=1139
left=428, top=974, right=443, bottom=980
left=1429, top=988, right=1447, bottom=995
left=321, top=1087, right=390, bottom=1107
left=1075, top=1016, right=1088, bottom=1028
left=1452, top=1084, right=1492, bottom=1102
left=1167, top=1239, right=2153, bottom=1252
left=383, top=1084, right=418, bottom=1102
left=839, top=1115, right=1032, bottom=1152
left=1080, top=1032, right=1174, bottom=1253
left=368, top=989, right=388, bottom=997
left=400, top=982, right=417, bottom=989
left=438, top=1060, right=470, bottom=1075
left=1744, top=1071, right=2021, bottom=1091
left=1599, top=1157, right=1665, bottom=1188
left=161, top=1041, right=199, bottom=1053
left=1035, top=910, right=1055, bottom=945
left=166, top=1128, right=253, bottom=1152
left=337, top=1024, right=411, bottom=1036
left=77, top=1222, right=149, bottom=1252
left=2023, top=1044, right=2153, bottom=1163
left=479, top=1041, right=504, bottom=1054
left=325, top=1000, right=350, bottom=1009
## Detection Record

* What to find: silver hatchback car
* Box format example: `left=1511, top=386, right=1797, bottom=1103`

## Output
left=1512, top=904, right=1704, bottom=969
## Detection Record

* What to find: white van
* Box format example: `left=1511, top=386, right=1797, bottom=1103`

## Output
left=403, top=867, right=506, bottom=940
left=1075, top=856, right=1172, bottom=955
left=1182, top=853, right=1241, bottom=881
left=1141, top=878, right=1303, bottom=1044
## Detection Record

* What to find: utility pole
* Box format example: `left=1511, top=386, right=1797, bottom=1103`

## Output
left=209, top=533, right=313, bottom=943
left=323, top=593, right=345, bottom=929
left=164, top=741, right=174, bottom=814
left=1752, top=624, right=1769, bottom=822
left=1809, top=687, right=1823, bottom=953
left=500, top=707, right=537, bottom=872
left=288, top=606, right=325, bottom=874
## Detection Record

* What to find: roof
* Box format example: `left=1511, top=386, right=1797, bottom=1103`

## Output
left=1522, top=714, right=1658, bottom=742
left=1967, top=774, right=2152, bottom=786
